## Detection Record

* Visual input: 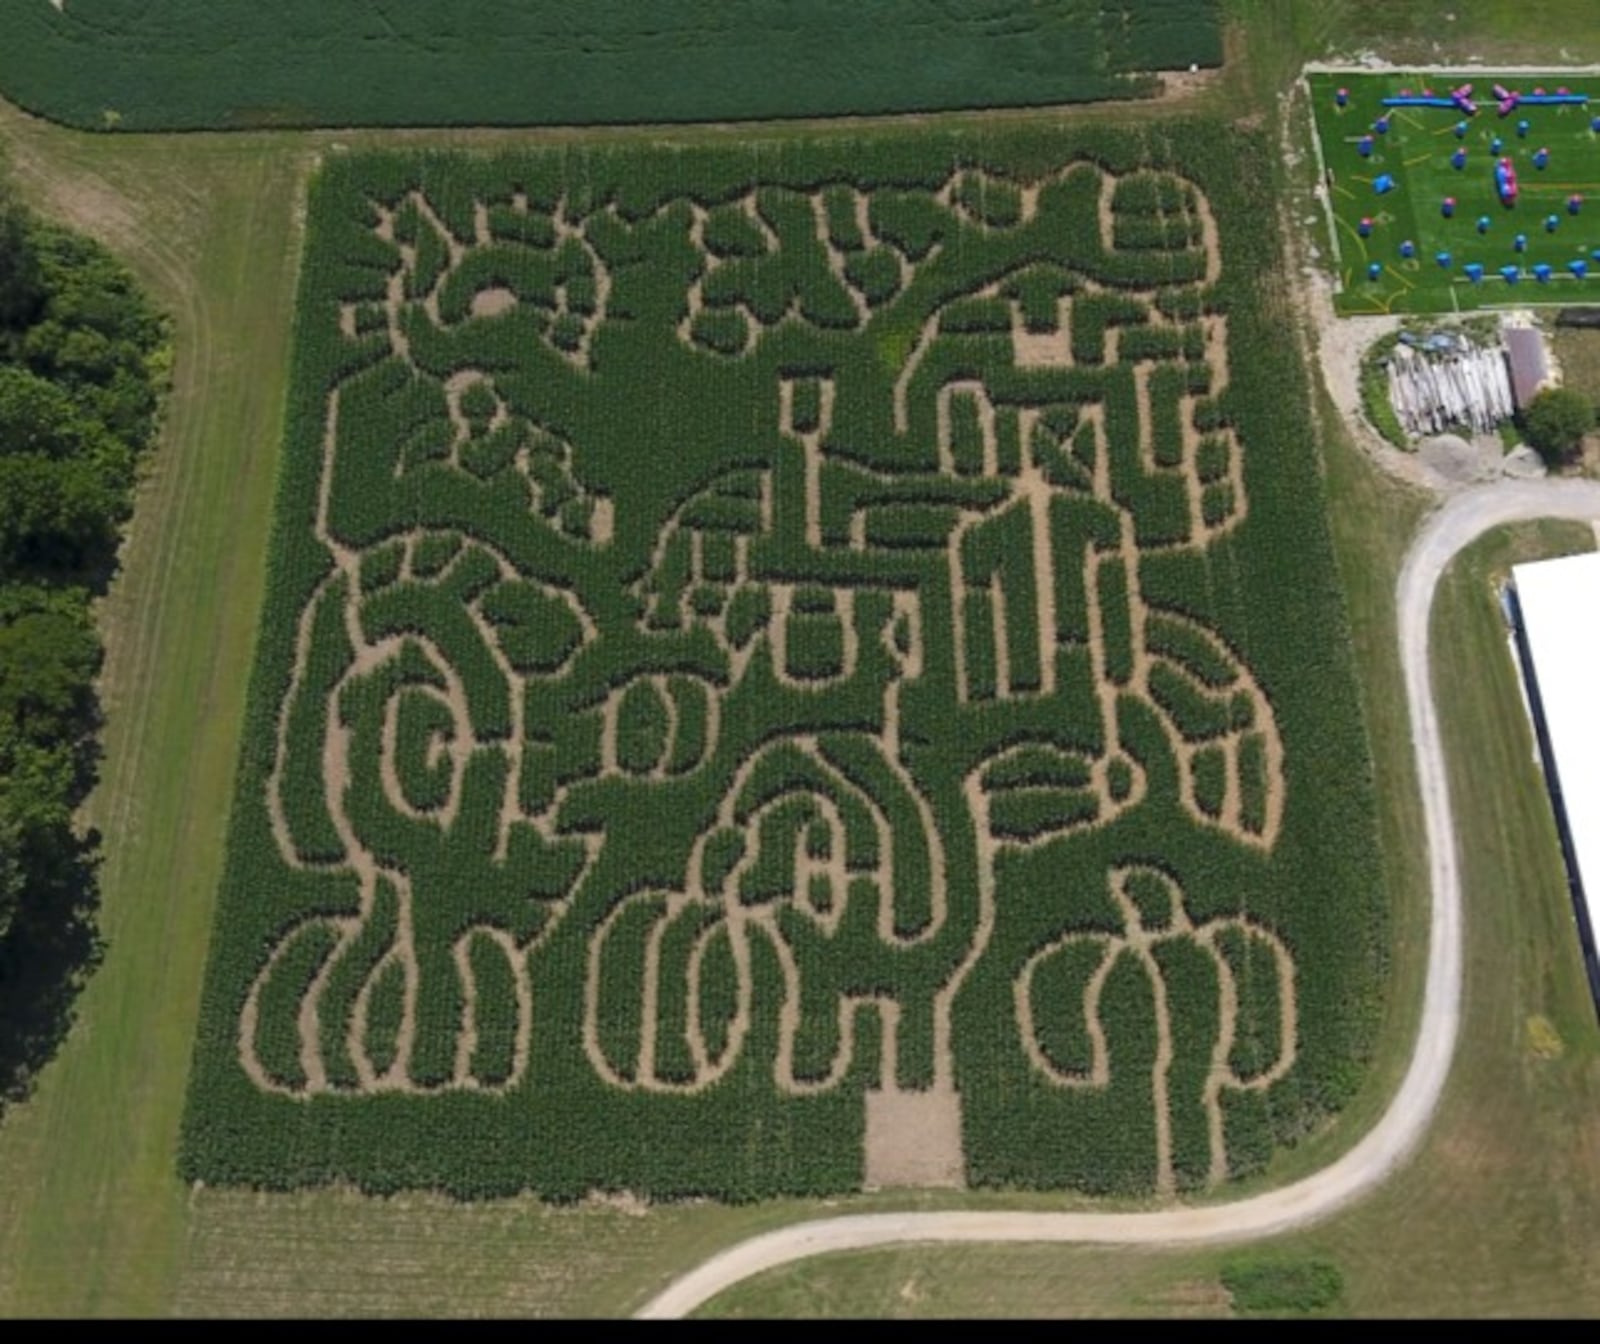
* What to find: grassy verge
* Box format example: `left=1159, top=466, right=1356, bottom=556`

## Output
left=1332, top=0, right=1600, bottom=65
left=0, top=102, right=310, bottom=1314
left=1553, top=325, right=1600, bottom=395
left=699, top=515, right=1600, bottom=1318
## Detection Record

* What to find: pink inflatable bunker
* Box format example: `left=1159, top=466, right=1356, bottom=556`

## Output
left=1495, top=157, right=1519, bottom=206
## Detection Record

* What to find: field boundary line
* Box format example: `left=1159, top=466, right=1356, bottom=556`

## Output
left=1304, top=62, right=1600, bottom=76
left=1300, top=76, right=1346, bottom=280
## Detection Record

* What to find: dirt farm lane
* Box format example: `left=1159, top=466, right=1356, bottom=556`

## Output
left=636, top=478, right=1600, bottom=1319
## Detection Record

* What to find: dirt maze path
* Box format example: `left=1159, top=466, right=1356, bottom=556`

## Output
left=237, top=158, right=1307, bottom=1199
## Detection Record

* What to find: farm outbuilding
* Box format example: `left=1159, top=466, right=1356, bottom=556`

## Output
left=1508, top=551, right=1600, bottom=1018
left=1502, top=324, right=1552, bottom=410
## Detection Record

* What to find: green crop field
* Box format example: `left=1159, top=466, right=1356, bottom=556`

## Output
left=179, top=121, right=1385, bottom=1204
left=0, top=1, right=1221, bottom=134
left=1309, top=70, right=1600, bottom=315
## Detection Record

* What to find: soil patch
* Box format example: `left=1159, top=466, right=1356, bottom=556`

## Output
left=863, top=1086, right=964, bottom=1188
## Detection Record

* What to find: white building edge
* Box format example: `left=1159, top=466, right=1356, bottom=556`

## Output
left=1509, top=550, right=1600, bottom=1016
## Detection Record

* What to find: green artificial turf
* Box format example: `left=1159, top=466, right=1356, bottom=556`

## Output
left=1309, top=71, right=1600, bottom=314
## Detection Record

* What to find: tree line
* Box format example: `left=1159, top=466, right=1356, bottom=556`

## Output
left=0, top=169, right=166, bottom=1102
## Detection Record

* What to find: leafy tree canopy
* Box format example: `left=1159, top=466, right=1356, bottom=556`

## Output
left=1521, top=385, right=1595, bottom=468
left=0, top=176, right=42, bottom=333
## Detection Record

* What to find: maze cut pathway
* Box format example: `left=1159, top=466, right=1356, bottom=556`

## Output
left=207, top=151, right=1364, bottom=1208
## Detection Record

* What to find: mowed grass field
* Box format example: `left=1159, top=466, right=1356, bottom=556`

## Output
left=1310, top=71, right=1600, bottom=315
left=1, top=0, right=1599, bottom=1317
left=1333, top=0, right=1600, bottom=65
left=701, top=512, right=1600, bottom=1317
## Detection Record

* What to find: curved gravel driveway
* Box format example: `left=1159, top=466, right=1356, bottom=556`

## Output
left=637, top=479, right=1600, bottom=1320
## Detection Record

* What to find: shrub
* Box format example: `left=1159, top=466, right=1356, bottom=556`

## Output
left=1359, top=339, right=1408, bottom=450
left=1521, top=385, right=1595, bottom=467
left=1220, top=1255, right=1345, bottom=1315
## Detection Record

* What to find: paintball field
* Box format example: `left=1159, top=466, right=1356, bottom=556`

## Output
left=1309, top=72, right=1600, bottom=316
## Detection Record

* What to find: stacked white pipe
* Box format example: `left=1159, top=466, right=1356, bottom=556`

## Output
left=1386, top=339, right=1515, bottom=438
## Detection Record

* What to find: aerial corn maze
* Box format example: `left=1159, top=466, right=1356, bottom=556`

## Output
left=183, top=125, right=1385, bottom=1202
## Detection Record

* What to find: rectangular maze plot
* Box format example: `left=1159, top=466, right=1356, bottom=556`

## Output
left=182, top=127, right=1385, bottom=1202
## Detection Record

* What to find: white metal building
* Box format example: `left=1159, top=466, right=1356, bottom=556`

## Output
left=1509, top=550, right=1600, bottom=1016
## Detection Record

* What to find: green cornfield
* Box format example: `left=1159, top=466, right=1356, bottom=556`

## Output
left=0, top=1, right=1221, bottom=132
left=181, top=119, right=1385, bottom=1202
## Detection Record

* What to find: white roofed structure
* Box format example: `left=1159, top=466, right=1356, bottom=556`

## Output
left=1510, top=549, right=1600, bottom=1015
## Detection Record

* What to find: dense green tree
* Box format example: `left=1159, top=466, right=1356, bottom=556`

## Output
left=0, top=607, right=99, bottom=741
left=0, top=602, right=98, bottom=944
left=0, top=455, right=122, bottom=570
left=0, top=364, right=85, bottom=457
left=1521, top=386, right=1595, bottom=468
left=0, top=176, right=42, bottom=333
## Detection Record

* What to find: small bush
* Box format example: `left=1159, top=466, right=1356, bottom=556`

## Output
left=1220, top=1255, right=1344, bottom=1315
left=1359, top=336, right=1408, bottom=450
